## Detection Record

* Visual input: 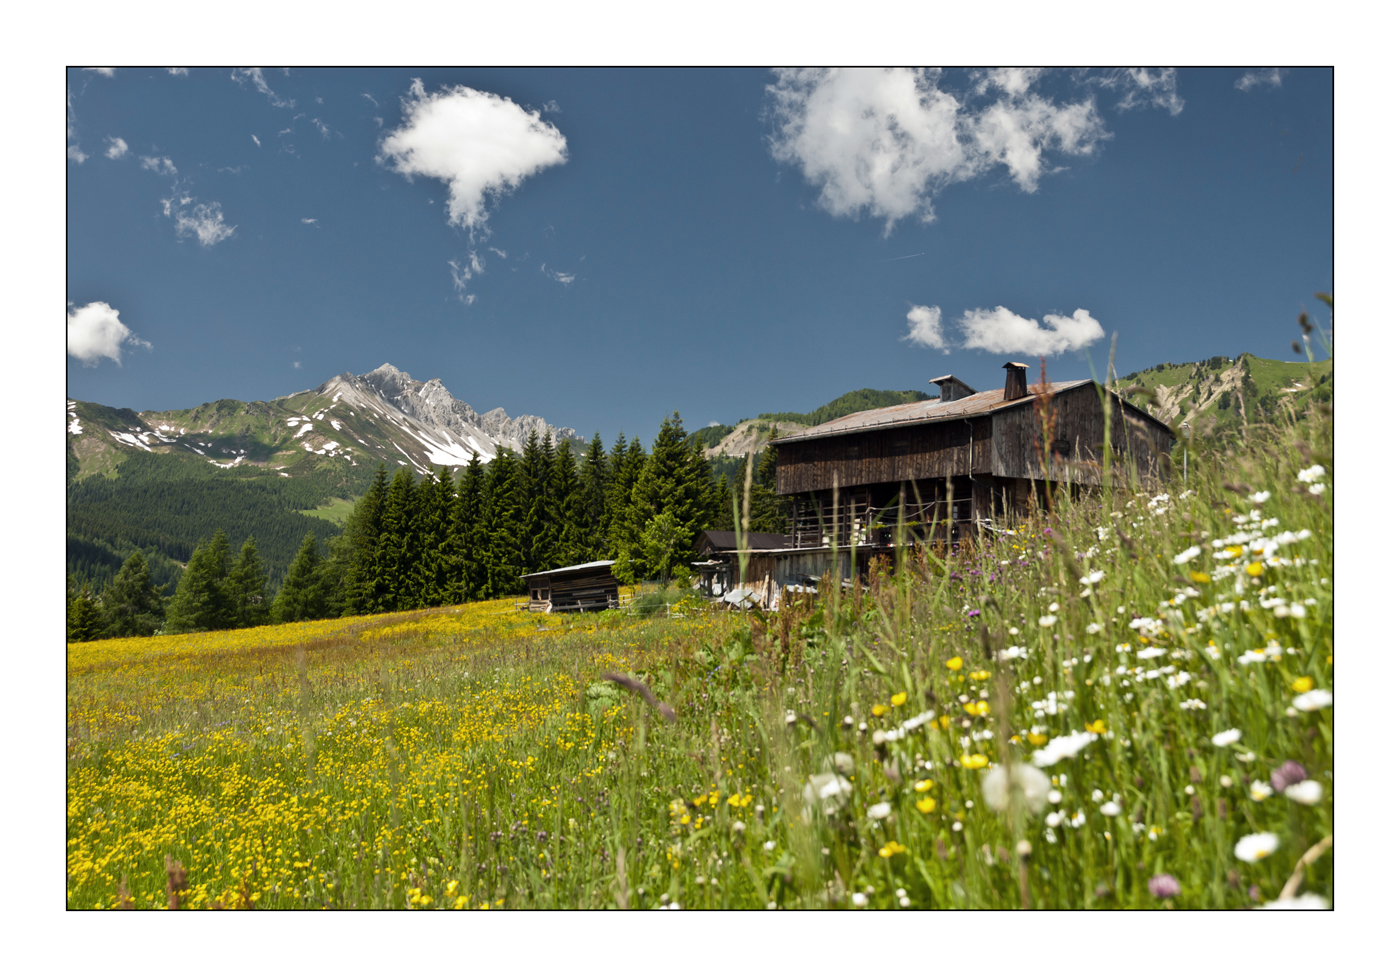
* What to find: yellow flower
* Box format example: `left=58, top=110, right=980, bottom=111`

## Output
left=1027, top=732, right=1048, bottom=746
left=938, top=715, right=951, bottom=729
left=969, top=670, right=991, bottom=682
left=915, top=796, right=937, bottom=814
left=1246, top=562, right=1265, bottom=577
left=1224, top=545, right=1243, bottom=558
left=914, top=779, right=933, bottom=792
left=871, top=704, right=889, bottom=717
left=963, top=700, right=990, bottom=717
left=945, top=656, right=963, bottom=671
left=959, top=754, right=988, bottom=769
left=1291, top=676, right=1314, bottom=693
left=1190, top=571, right=1211, bottom=584
left=890, top=692, right=907, bottom=707
left=878, top=841, right=907, bottom=858
left=1085, top=719, right=1108, bottom=735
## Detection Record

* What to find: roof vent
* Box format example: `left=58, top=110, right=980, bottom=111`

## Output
left=928, top=375, right=977, bottom=403
left=1002, top=362, right=1029, bottom=401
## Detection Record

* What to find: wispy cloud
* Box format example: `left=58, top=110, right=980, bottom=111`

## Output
left=166, top=68, right=189, bottom=77
left=541, top=264, right=575, bottom=285
left=140, top=155, right=177, bottom=176
left=82, top=67, right=115, bottom=78
left=1087, top=68, right=1185, bottom=116
left=542, top=100, right=561, bottom=114
left=251, top=134, right=261, bottom=147
left=362, top=92, right=379, bottom=107
left=231, top=67, right=294, bottom=109
left=104, top=136, right=129, bottom=159
left=68, top=145, right=88, bottom=164
left=1236, top=68, right=1286, bottom=92
left=312, top=117, right=331, bottom=138
left=767, top=68, right=1110, bottom=234
left=378, top=79, right=567, bottom=236
left=301, top=217, right=318, bottom=225
left=958, top=306, right=1103, bottom=356
left=67, top=91, right=87, bottom=163
left=160, top=184, right=236, bottom=246
left=67, top=300, right=151, bottom=366
left=904, top=305, right=949, bottom=351
left=488, top=246, right=507, bottom=259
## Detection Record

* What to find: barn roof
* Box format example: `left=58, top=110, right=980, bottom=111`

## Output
left=521, top=560, right=616, bottom=580
left=770, top=380, right=1173, bottom=444
left=694, top=530, right=791, bottom=553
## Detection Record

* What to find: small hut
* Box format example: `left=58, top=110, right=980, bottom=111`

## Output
left=520, top=560, right=621, bottom=613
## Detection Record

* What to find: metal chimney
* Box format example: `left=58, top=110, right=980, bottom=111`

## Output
left=1002, top=362, right=1029, bottom=401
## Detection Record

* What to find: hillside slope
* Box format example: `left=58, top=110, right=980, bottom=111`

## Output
left=1120, top=353, right=1332, bottom=434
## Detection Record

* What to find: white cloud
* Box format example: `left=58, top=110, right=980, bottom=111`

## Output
left=231, top=68, right=294, bottom=108
left=1090, top=68, right=1185, bottom=116
left=542, top=100, right=561, bottom=114
left=362, top=92, right=379, bottom=107
left=161, top=186, right=236, bottom=246
left=541, top=264, right=575, bottom=285
left=251, top=134, right=261, bottom=147
left=1236, top=69, right=1286, bottom=92
left=68, top=301, right=150, bottom=366
left=83, top=67, right=115, bottom=77
left=312, top=117, right=331, bottom=138
left=67, top=91, right=86, bottom=163
left=167, top=68, right=189, bottom=77
left=378, top=79, right=568, bottom=235
left=766, top=68, right=1107, bottom=234
left=140, top=155, right=177, bottom=176
left=958, top=306, right=1104, bottom=356
left=68, top=145, right=88, bottom=164
left=905, top=304, right=949, bottom=351
left=301, top=217, right=318, bottom=225
left=293, top=361, right=301, bottom=369
left=489, top=246, right=507, bottom=259
left=104, top=136, right=128, bottom=159
left=449, top=256, right=482, bottom=306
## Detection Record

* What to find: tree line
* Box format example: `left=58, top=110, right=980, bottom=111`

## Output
left=67, top=414, right=788, bottom=640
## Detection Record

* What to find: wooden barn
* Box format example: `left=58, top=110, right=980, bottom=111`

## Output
left=520, top=560, right=621, bottom=613
left=691, top=530, right=792, bottom=598
left=770, top=362, right=1175, bottom=549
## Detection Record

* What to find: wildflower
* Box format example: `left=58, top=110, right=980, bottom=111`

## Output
left=878, top=841, right=907, bottom=858
left=951, top=821, right=963, bottom=832
left=1189, top=571, right=1211, bottom=584
left=890, top=691, right=907, bottom=707
left=964, top=700, right=990, bottom=717
left=915, top=797, right=937, bottom=814
left=1067, top=811, right=1086, bottom=828
left=1260, top=893, right=1330, bottom=910
left=1031, top=730, right=1097, bottom=768
left=828, top=752, right=855, bottom=776
left=1211, top=729, right=1242, bottom=747
left=731, top=820, right=746, bottom=835
left=1296, top=464, right=1325, bottom=483
left=980, top=763, right=1051, bottom=813
left=1173, top=546, right=1201, bottom=565
left=1148, top=874, right=1181, bottom=899
left=870, top=704, right=888, bottom=718
left=959, top=754, right=989, bottom=770
left=1099, top=801, right=1121, bottom=817
left=1308, top=483, right=1326, bottom=495
left=969, top=669, right=991, bottom=681
left=763, top=840, right=776, bottom=852
left=1246, top=562, right=1265, bottom=577
left=1045, top=811, right=1063, bottom=827
left=1046, top=788, right=1062, bottom=805
left=1234, top=832, right=1280, bottom=862
left=998, top=646, right=1028, bottom=660
left=1284, top=780, right=1323, bottom=805
left=901, top=710, right=936, bottom=731
left=1080, top=570, right=1105, bottom=585
left=914, top=779, right=933, bottom=793
left=945, top=656, right=963, bottom=671
left=802, top=772, right=853, bottom=816
left=1039, top=615, right=1057, bottom=627
left=851, top=892, right=868, bottom=907
left=867, top=802, right=892, bottom=820
left=1084, top=719, right=1108, bottom=735
left=1291, top=676, right=1314, bottom=694
left=1249, top=491, right=1271, bottom=504
left=1220, top=775, right=1233, bottom=788
left=1292, top=689, right=1332, bottom=711
left=1179, top=699, right=1207, bottom=710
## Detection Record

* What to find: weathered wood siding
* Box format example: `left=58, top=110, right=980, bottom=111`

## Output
left=990, top=386, right=1172, bottom=485
left=775, top=418, right=993, bottom=496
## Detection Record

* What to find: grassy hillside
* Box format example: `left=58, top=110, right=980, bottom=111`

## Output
left=1120, top=353, right=1332, bottom=435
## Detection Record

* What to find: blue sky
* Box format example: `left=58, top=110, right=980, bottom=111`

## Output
left=66, top=67, right=1332, bottom=441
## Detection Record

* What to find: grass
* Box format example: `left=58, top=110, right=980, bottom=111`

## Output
left=66, top=393, right=1332, bottom=910
left=297, top=496, right=358, bottom=526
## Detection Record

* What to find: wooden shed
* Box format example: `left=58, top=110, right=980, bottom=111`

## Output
left=771, top=363, right=1175, bottom=547
left=691, top=530, right=792, bottom=598
left=520, top=560, right=621, bottom=613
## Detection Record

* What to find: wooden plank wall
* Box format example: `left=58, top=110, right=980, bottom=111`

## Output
left=990, top=386, right=1172, bottom=485
left=775, top=417, right=993, bottom=495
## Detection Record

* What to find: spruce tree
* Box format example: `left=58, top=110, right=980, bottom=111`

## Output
left=345, top=465, right=390, bottom=615
left=100, top=551, right=166, bottom=638
left=452, top=454, right=486, bottom=601
left=67, top=581, right=104, bottom=642
left=482, top=448, right=524, bottom=597
left=606, top=436, right=647, bottom=567
left=379, top=467, right=419, bottom=611
left=580, top=433, right=612, bottom=559
left=518, top=431, right=556, bottom=574
left=272, top=532, right=328, bottom=622
left=552, top=438, right=587, bottom=567
left=224, top=536, right=271, bottom=629
left=165, top=529, right=232, bottom=632
left=616, top=413, right=697, bottom=582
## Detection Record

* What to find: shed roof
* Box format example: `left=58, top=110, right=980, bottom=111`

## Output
left=520, top=560, right=616, bottom=580
left=770, top=380, right=1173, bottom=444
left=694, top=530, right=792, bottom=552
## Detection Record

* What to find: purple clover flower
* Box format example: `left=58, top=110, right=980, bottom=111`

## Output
left=1148, top=874, right=1181, bottom=899
left=1270, top=760, right=1308, bottom=793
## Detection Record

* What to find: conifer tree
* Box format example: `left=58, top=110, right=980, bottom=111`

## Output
left=518, top=431, right=557, bottom=574
left=345, top=465, right=390, bottom=615
left=379, top=467, right=419, bottom=610
left=272, top=532, right=328, bottom=622
left=224, top=536, right=270, bottom=629
left=418, top=467, right=456, bottom=606
left=99, top=551, right=166, bottom=638
left=165, top=529, right=232, bottom=632
left=482, top=448, right=524, bottom=597
left=748, top=443, right=787, bottom=534
left=67, top=580, right=104, bottom=642
left=615, top=413, right=698, bottom=582
left=606, top=436, right=647, bottom=565
left=319, top=531, right=355, bottom=620
left=552, top=438, right=587, bottom=567
left=453, top=454, right=486, bottom=601
left=580, top=433, right=612, bottom=559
